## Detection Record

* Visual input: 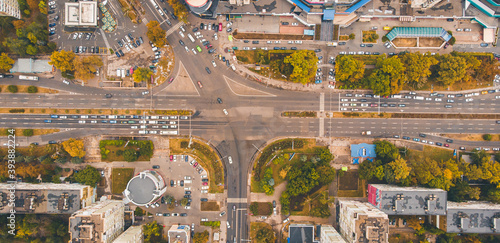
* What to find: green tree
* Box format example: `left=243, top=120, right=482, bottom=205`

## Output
left=143, top=221, right=164, bottom=243
left=387, top=156, right=410, bottom=181
left=436, top=55, right=466, bottom=86
left=368, top=69, right=391, bottom=96
left=374, top=140, right=399, bottom=163
left=123, top=149, right=138, bottom=162
left=335, top=55, right=365, bottom=87
left=487, top=187, right=500, bottom=203
left=27, top=85, right=38, bottom=93
left=401, top=52, right=438, bottom=89
left=283, top=50, right=318, bottom=84
left=62, top=138, right=86, bottom=158
left=449, top=180, right=481, bottom=202
left=38, top=0, right=47, bottom=14
left=146, top=21, right=166, bottom=47
left=26, top=44, right=37, bottom=55
left=0, top=53, right=15, bottom=72
left=255, top=226, right=275, bottom=243
left=74, top=165, right=100, bottom=186
left=317, top=165, right=336, bottom=185
left=71, top=157, right=83, bottom=164
left=192, top=230, right=209, bottom=243
left=483, top=134, right=492, bottom=141
left=349, top=33, right=355, bottom=40
left=7, top=85, right=18, bottom=93
left=135, top=207, right=145, bottom=216
left=49, top=50, right=76, bottom=72
left=373, top=56, right=406, bottom=94
left=286, top=162, right=320, bottom=196
left=180, top=198, right=188, bottom=206
left=22, top=129, right=33, bottom=136
left=133, top=67, right=152, bottom=83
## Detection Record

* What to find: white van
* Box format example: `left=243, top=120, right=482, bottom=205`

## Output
left=152, top=47, right=158, bottom=51
left=150, top=116, right=159, bottom=119
left=169, top=121, right=176, bottom=124
left=108, top=115, right=117, bottom=119
left=149, top=121, right=157, bottom=124
left=184, top=180, right=192, bottom=184
left=138, top=130, right=148, bottom=134
left=414, top=96, right=424, bottom=100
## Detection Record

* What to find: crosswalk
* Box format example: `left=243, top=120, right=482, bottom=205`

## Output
left=165, top=22, right=184, bottom=37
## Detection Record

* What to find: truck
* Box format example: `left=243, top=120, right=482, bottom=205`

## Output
left=327, top=42, right=338, bottom=47
left=362, top=131, right=372, bottom=135
left=19, top=75, right=38, bottom=81
left=187, top=34, right=195, bottom=43
left=160, top=130, right=178, bottom=135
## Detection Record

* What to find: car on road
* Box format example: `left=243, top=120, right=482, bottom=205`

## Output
left=444, top=144, right=450, bottom=147
left=152, top=165, right=159, bottom=169
left=220, top=211, right=226, bottom=216
left=436, top=142, right=443, bottom=146
left=459, top=147, right=466, bottom=150
left=314, top=49, right=322, bottom=52
left=63, top=80, right=70, bottom=85
left=141, top=90, right=149, bottom=95
left=446, top=139, right=453, bottom=143
left=419, top=133, right=426, bottom=138
left=227, top=222, right=230, bottom=228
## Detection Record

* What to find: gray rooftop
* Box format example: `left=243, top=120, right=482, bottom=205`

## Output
left=368, top=184, right=447, bottom=215
left=10, top=58, right=52, bottom=73
left=447, top=201, right=500, bottom=234
left=289, top=224, right=319, bottom=243
left=125, top=174, right=156, bottom=205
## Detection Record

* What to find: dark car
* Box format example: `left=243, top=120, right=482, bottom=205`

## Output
left=49, top=31, right=55, bottom=35
left=163, top=213, right=170, bottom=216
left=128, top=34, right=133, bottom=41
left=139, top=37, right=144, bottom=44
left=170, top=180, right=174, bottom=186
left=31, top=142, right=39, bottom=146
left=49, top=23, right=56, bottom=27
left=252, top=41, right=259, bottom=44
left=243, top=40, right=249, bottom=43
left=226, top=60, right=230, bottom=67
left=132, top=42, right=137, bottom=48
left=192, top=27, right=198, bottom=32
left=205, top=67, right=211, bottom=74
left=314, top=49, right=322, bottom=52
left=180, top=180, right=184, bottom=186
left=48, top=141, right=57, bottom=144
left=48, top=10, right=55, bottom=14
left=291, top=47, right=297, bottom=50
left=212, top=23, right=216, bottom=30
left=185, top=191, right=191, bottom=195
left=282, top=22, right=289, bottom=25
left=169, top=12, right=177, bottom=19
left=165, top=19, right=172, bottom=26
left=119, top=50, right=124, bottom=56
left=200, top=198, right=208, bottom=202
left=136, top=40, right=141, bottom=46
left=208, top=49, right=215, bottom=54
left=480, top=43, right=488, bottom=47
left=446, top=139, right=454, bottom=143
left=152, top=165, right=160, bottom=169
left=273, top=47, right=280, bottom=50
left=217, top=98, right=222, bottom=104
left=226, top=28, right=232, bottom=32
left=184, top=194, right=191, bottom=199
left=179, top=40, right=185, bottom=46
left=338, top=42, right=346, bottom=45
left=419, top=134, right=426, bottom=138
left=273, top=200, right=276, bottom=208
left=180, top=213, right=187, bottom=217
left=281, top=47, right=286, bottom=50
left=436, top=142, right=443, bottom=146
left=203, top=41, right=210, bottom=46
left=202, top=178, right=209, bottom=182
left=200, top=23, right=204, bottom=29
left=402, top=136, right=410, bottom=140
left=367, top=44, right=373, bottom=47
left=360, top=99, right=367, bottom=102
left=447, top=18, right=454, bottom=22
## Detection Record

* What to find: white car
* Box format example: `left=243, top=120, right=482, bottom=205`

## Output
left=72, top=34, right=77, bottom=40
left=327, top=85, right=335, bottom=89
left=214, top=33, right=218, bottom=40
left=78, top=33, right=82, bottom=39
left=78, top=120, right=86, bottom=124
left=228, top=156, right=233, bottom=164
left=275, top=40, right=281, bottom=44
left=466, top=98, right=474, bottom=102
left=185, top=46, right=190, bottom=52
left=48, top=1, right=56, bottom=5
left=63, top=80, right=70, bottom=85
left=192, top=48, right=197, bottom=55
left=91, top=120, right=97, bottom=123
left=435, top=98, right=442, bottom=101
left=227, top=222, right=230, bottom=229
left=295, top=40, right=302, bottom=44
left=223, top=109, right=228, bottom=115
left=179, top=31, right=185, bottom=38
left=211, top=60, right=217, bottom=67
left=125, top=45, right=130, bottom=51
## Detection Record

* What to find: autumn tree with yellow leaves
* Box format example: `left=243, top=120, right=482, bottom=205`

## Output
left=62, top=138, right=86, bottom=158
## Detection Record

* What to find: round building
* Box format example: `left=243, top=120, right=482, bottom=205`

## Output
left=124, top=170, right=166, bottom=206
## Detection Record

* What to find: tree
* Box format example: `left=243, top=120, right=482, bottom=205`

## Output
left=62, top=138, right=86, bottom=158
left=74, top=55, right=103, bottom=82
left=27, top=85, right=38, bottom=93
left=474, top=58, right=500, bottom=82
left=192, top=230, right=209, bottom=243
left=26, top=44, right=37, bottom=55
left=436, top=55, right=466, bottom=86
left=388, top=156, right=410, bottom=181
left=368, top=69, right=391, bottom=96
left=349, top=33, right=355, bottom=40
left=143, top=221, right=164, bottom=243
left=49, top=50, right=76, bottom=72
left=38, top=1, right=47, bottom=14
left=74, top=165, right=100, bottom=186
left=123, top=149, right=138, bottom=162
left=283, top=50, right=318, bottom=84
left=406, top=216, right=423, bottom=231
left=71, top=157, right=83, bottom=164
left=317, top=165, right=336, bottom=185
left=372, top=56, right=406, bottom=94
left=483, top=134, right=492, bottom=141
left=7, top=85, right=18, bottom=93
left=22, top=129, right=33, bottom=136
left=335, top=55, right=365, bottom=87
left=133, top=67, right=152, bottom=83
left=0, top=53, right=15, bottom=72
left=401, top=52, right=438, bottom=89
left=180, top=198, right=188, bottom=206
left=26, top=0, right=39, bottom=12
left=146, top=21, right=166, bottom=47
left=449, top=181, right=481, bottom=202
left=410, top=157, right=441, bottom=185
left=374, top=140, right=399, bottom=163
left=255, top=226, right=275, bottom=243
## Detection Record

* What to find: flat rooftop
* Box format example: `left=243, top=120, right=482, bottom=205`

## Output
left=64, top=1, right=98, bottom=27
left=368, top=184, right=447, bottom=215
left=447, top=201, right=500, bottom=233
left=357, top=0, right=463, bottom=17
left=216, top=0, right=295, bottom=15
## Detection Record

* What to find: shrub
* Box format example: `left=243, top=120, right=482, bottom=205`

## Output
left=448, top=37, right=456, bottom=45
left=483, top=134, right=492, bottom=141
left=349, top=33, right=355, bottom=40
left=382, top=36, right=389, bottom=42
left=7, top=85, right=18, bottom=93
left=9, top=109, right=25, bottom=113
left=23, top=129, right=34, bottom=136
left=27, top=86, right=38, bottom=93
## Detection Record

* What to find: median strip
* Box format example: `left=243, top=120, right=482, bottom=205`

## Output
left=1, top=108, right=192, bottom=116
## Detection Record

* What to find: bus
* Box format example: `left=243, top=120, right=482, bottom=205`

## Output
left=187, top=34, right=195, bottom=43
left=196, top=45, right=202, bottom=52
left=149, top=0, right=158, bottom=9
left=19, top=75, right=38, bottom=81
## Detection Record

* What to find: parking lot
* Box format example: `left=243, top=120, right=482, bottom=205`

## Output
left=147, top=154, right=225, bottom=237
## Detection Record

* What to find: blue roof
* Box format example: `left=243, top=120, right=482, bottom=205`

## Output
left=350, top=143, right=376, bottom=158
left=288, top=0, right=311, bottom=12
left=323, top=9, right=335, bottom=20
left=345, top=0, right=371, bottom=13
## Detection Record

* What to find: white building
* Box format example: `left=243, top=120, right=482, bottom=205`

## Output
left=0, top=0, right=20, bottom=19
left=64, top=1, right=98, bottom=27
left=338, top=200, right=389, bottom=243
left=69, top=199, right=125, bottom=243
left=320, top=225, right=346, bottom=243
left=124, top=170, right=166, bottom=206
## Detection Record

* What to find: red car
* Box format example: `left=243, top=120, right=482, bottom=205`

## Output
left=168, top=77, right=174, bottom=83
left=202, top=182, right=208, bottom=186
left=193, top=162, right=198, bottom=168
left=197, top=81, right=203, bottom=88
left=444, top=144, right=449, bottom=147
left=169, top=155, right=173, bottom=161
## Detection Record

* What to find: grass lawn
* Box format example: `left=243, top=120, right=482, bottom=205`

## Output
left=0, top=128, right=60, bottom=136
left=291, top=185, right=329, bottom=216
left=0, top=143, right=60, bottom=157
left=200, top=201, right=220, bottom=211
left=100, top=140, right=153, bottom=162
left=441, top=133, right=500, bottom=142
left=170, top=139, right=224, bottom=193
left=250, top=202, right=273, bottom=216
left=337, top=170, right=365, bottom=197
left=250, top=222, right=274, bottom=243
left=352, top=54, right=379, bottom=65
left=339, top=35, right=349, bottom=41
left=409, top=145, right=453, bottom=163
left=362, top=30, right=378, bottom=43
left=111, top=168, right=135, bottom=194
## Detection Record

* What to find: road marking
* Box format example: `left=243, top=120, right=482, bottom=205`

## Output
left=227, top=198, right=247, bottom=203
left=165, top=21, right=184, bottom=37
left=99, top=28, right=111, bottom=50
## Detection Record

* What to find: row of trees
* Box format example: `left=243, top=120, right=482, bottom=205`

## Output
left=49, top=50, right=103, bottom=82
left=359, top=140, right=500, bottom=203
left=336, top=52, right=498, bottom=94
left=0, top=214, right=69, bottom=242
left=270, top=50, right=318, bottom=84
left=146, top=21, right=166, bottom=47
left=165, top=0, right=189, bottom=22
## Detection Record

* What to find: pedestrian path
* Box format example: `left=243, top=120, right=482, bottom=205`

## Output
left=166, top=22, right=183, bottom=37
